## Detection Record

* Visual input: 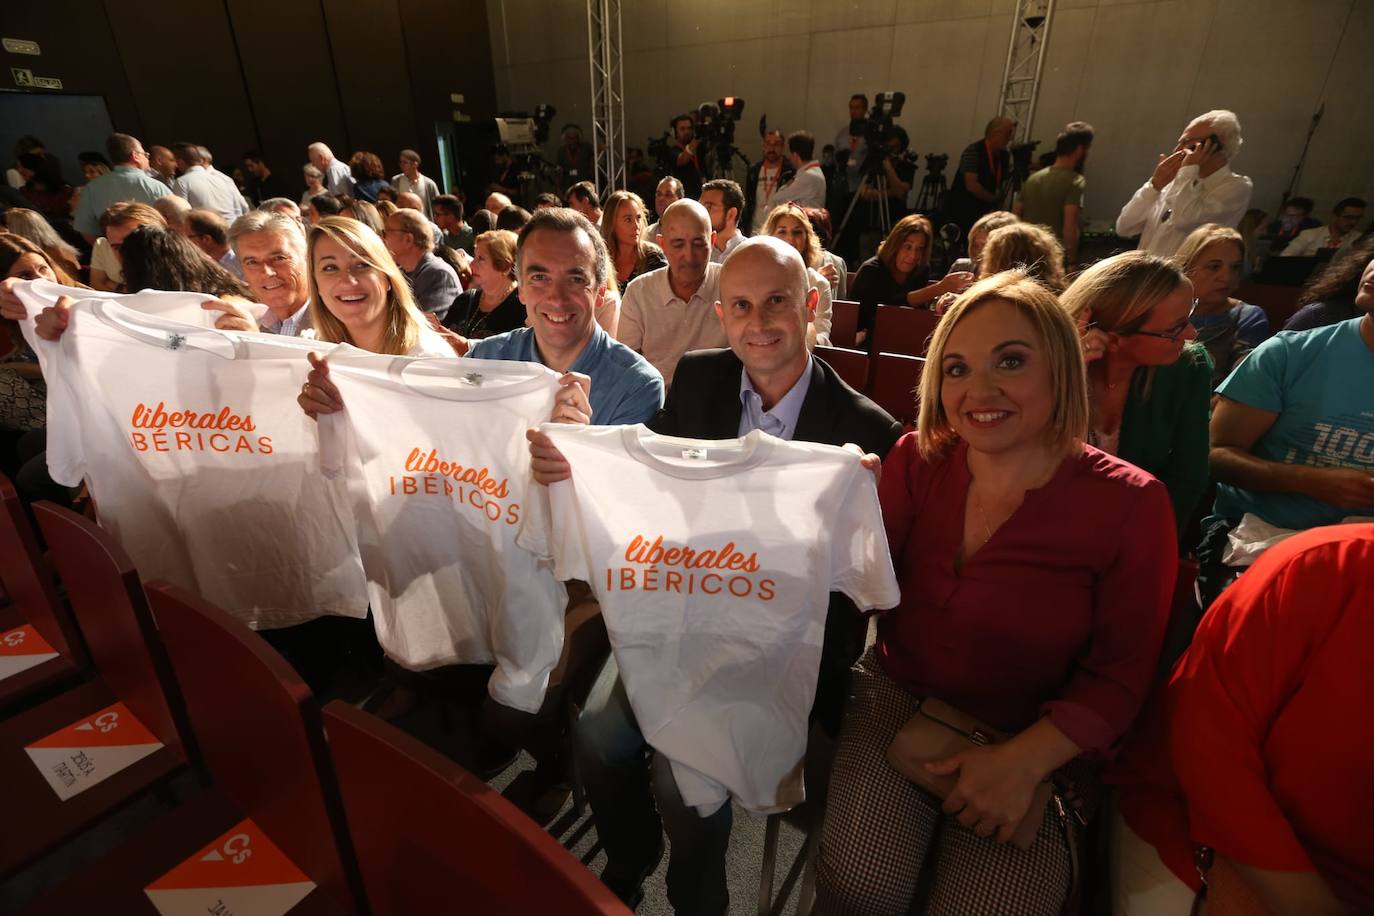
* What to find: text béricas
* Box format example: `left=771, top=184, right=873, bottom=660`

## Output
left=605, top=534, right=776, bottom=601
left=129, top=402, right=272, bottom=454
left=387, top=447, right=519, bottom=526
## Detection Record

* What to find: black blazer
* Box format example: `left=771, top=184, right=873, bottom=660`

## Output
left=648, top=347, right=903, bottom=736
left=739, top=160, right=796, bottom=236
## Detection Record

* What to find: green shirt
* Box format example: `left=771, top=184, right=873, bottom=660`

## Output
left=1018, top=165, right=1085, bottom=240
left=1118, top=345, right=1215, bottom=537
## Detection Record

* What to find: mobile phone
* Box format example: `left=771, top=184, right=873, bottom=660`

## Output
left=948, top=258, right=974, bottom=275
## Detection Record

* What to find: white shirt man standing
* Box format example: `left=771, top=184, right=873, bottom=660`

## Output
left=308, top=141, right=354, bottom=197
left=772, top=131, right=826, bottom=211
left=1116, top=109, right=1253, bottom=257
left=617, top=199, right=727, bottom=385
left=172, top=143, right=250, bottom=222
left=391, top=149, right=440, bottom=218
left=700, top=179, right=745, bottom=265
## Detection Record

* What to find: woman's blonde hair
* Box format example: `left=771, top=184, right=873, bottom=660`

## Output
left=476, top=229, right=518, bottom=280
left=917, top=270, right=1089, bottom=461
left=306, top=216, right=427, bottom=355
left=876, top=214, right=933, bottom=275
left=599, top=191, right=656, bottom=273
left=1058, top=250, right=1188, bottom=335
left=969, top=210, right=1018, bottom=242
left=4, top=208, right=81, bottom=278
left=349, top=200, right=385, bottom=236
left=763, top=203, right=822, bottom=268
left=1173, top=223, right=1244, bottom=271
left=980, top=223, right=1067, bottom=291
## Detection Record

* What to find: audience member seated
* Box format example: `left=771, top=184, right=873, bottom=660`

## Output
left=1284, top=236, right=1374, bottom=331
left=390, top=148, right=439, bottom=217
left=344, top=198, right=385, bottom=236
left=1174, top=224, right=1272, bottom=385
left=534, top=192, right=563, bottom=210
left=1015, top=122, right=1093, bottom=268
left=803, top=206, right=849, bottom=300
left=814, top=270, right=1174, bottom=916
left=308, top=141, right=354, bottom=197
left=4, top=207, right=80, bottom=278
left=434, top=194, right=475, bottom=254
left=566, top=181, right=603, bottom=225
left=978, top=222, right=1067, bottom=291
left=90, top=201, right=168, bottom=292
left=599, top=190, right=665, bottom=288
left=644, top=176, right=683, bottom=242
left=153, top=193, right=193, bottom=236
left=78, top=150, right=112, bottom=183
left=1199, top=256, right=1374, bottom=605
left=1261, top=195, right=1319, bottom=244
left=14, top=152, right=73, bottom=224
left=186, top=208, right=241, bottom=275
left=850, top=214, right=973, bottom=346
left=0, top=234, right=65, bottom=439
left=7, top=136, right=47, bottom=189
left=291, top=216, right=451, bottom=364
left=442, top=229, right=524, bottom=341
left=617, top=198, right=727, bottom=385
left=772, top=130, right=826, bottom=211
left=171, top=142, right=250, bottom=222
left=484, top=191, right=513, bottom=220
left=1111, top=524, right=1374, bottom=915
left=530, top=236, right=900, bottom=913
left=967, top=210, right=1019, bottom=273
left=1061, top=252, right=1212, bottom=536
left=945, top=117, right=1016, bottom=246
left=301, top=164, right=327, bottom=207
left=307, top=193, right=344, bottom=225
left=700, top=178, right=745, bottom=264
left=763, top=203, right=835, bottom=347
left=120, top=224, right=254, bottom=308
left=1115, top=109, right=1252, bottom=256
left=383, top=207, right=460, bottom=319
left=1277, top=196, right=1365, bottom=257
left=226, top=209, right=314, bottom=336
left=495, top=204, right=532, bottom=233
left=72, top=133, right=170, bottom=242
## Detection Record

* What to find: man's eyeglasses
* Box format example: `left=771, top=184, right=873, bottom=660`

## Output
left=1119, top=299, right=1197, bottom=342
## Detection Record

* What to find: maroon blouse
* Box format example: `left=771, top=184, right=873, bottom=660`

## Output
left=874, top=433, right=1176, bottom=755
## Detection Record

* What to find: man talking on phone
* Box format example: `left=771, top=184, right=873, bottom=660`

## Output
left=1115, top=109, right=1252, bottom=257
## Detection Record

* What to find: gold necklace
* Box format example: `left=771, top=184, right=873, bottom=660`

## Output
left=971, top=480, right=995, bottom=543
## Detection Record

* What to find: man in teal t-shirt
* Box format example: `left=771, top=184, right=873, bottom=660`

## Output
left=1201, top=285, right=1374, bottom=603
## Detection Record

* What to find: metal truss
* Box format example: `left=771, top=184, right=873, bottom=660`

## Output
left=587, top=0, right=626, bottom=194
left=997, top=0, right=1057, bottom=144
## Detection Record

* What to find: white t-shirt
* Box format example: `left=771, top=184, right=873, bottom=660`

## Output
left=521, top=424, right=900, bottom=814
left=317, top=348, right=567, bottom=713
left=15, top=279, right=268, bottom=344
left=22, top=294, right=368, bottom=630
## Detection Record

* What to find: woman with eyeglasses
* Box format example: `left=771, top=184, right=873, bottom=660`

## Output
left=1060, top=252, right=1213, bottom=538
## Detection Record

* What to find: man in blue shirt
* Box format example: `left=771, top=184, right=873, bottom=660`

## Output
left=470, top=207, right=664, bottom=426
left=1202, top=269, right=1374, bottom=604
left=72, top=133, right=171, bottom=241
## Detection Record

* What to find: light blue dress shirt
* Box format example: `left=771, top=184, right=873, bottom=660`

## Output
left=738, top=356, right=812, bottom=440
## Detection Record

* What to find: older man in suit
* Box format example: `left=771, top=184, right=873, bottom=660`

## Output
left=529, top=236, right=901, bottom=914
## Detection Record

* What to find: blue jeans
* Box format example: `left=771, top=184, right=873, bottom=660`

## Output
left=573, top=655, right=732, bottom=916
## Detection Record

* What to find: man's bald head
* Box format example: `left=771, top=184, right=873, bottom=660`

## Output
left=660, top=198, right=711, bottom=234
left=485, top=191, right=512, bottom=216
left=984, top=116, right=1017, bottom=151
left=720, top=236, right=809, bottom=301
left=657, top=199, right=714, bottom=288
left=396, top=191, right=424, bottom=211
left=715, top=236, right=816, bottom=383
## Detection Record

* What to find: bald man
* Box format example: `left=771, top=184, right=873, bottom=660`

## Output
left=947, top=115, right=1018, bottom=244
left=484, top=191, right=512, bottom=218
left=615, top=198, right=727, bottom=385
left=532, top=236, right=901, bottom=912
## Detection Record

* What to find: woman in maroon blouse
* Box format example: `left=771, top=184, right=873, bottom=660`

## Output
left=814, top=271, right=1177, bottom=915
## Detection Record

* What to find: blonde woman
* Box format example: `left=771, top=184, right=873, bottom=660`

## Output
left=1173, top=223, right=1271, bottom=385
left=764, top=202, right=834, bottom=347
left=851, top=213, right=973, bottom=345
left=1061, top=251, right=1212, bottom=535
left=816, top=270, right=1175, bottom=916
left=967, top=209, right=1019, bottom=269
left=4, top=208, right=81, bottom=279
left=980, top=222, right=1067, bottom=291
left=600, top=190, right=665, bottom=287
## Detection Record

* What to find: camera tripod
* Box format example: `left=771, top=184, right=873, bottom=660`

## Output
left=914, top=168, right=947, bottom=215
left=837, top=168, right=894, bottom=240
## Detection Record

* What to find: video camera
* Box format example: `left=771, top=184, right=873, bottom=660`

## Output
left=848, top=91, right=918, bottom=171
left=925, top=153, right=949, bottom=176
left=695, top=97, right=745, bottom=150
left=1010, top=139, right=1040, bottom=182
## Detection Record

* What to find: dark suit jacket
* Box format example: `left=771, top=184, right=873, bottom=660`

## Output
left=649, top=348, right=902, bottom=735
left=739, top=160, right=796, bottom=236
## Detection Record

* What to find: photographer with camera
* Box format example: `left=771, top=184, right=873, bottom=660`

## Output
left=743, top=130, right=794, bottom=235
left=945, top=116, right=1017, bottom=247
left=856, top=126, right=916, bottom=221
left=556, top=123, right=595, bottom=189
left=670, top=114, right=705, bottom=199
left=835, top=94, right=870, bottom=194
left=1115, top=109, right=1252, bottom=257
left=773, top=131, right=826, bottom=212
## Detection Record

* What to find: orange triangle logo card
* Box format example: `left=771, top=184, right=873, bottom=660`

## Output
left=144, top=818, right=316, bottom=916
left=0, top=625, right=58, bottom=681
left=24, top=701, right=165, bottom=801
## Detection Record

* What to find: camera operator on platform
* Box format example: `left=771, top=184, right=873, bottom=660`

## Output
left=945, top=116, right=1016, bottom=248
left=670, top=114, right=705, bottom=200
left=855, top=125, right=916, bottom=222
left=834, top=94, right=870, bottom=195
